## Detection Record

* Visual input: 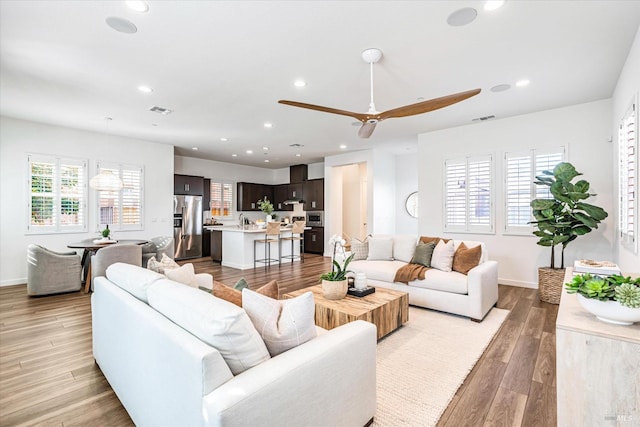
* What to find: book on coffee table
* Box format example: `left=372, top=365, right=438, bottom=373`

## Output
left=573, top=260, right=621, bottom=276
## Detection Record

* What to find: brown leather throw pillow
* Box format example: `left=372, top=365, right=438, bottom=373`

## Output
left=213, top=280, right=279, bottom=307
left=452, top=243, right=482, bottom=275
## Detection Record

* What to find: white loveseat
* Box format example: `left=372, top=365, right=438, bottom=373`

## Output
left=92, top=263, right=377, bottom=427
left=349, top=236, right=498, bottom=321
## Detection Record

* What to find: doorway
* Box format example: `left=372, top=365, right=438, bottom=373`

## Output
left=337, top=163, right=367, bottom=243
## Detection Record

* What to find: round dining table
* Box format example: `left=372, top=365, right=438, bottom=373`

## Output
left=67, top=239, right=148, bottom=292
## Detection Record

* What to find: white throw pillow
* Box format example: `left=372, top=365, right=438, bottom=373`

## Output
left=367, top=237, right=394, bottom=261
left=147, top=253, right=180, bottom=274
left=242, top=289, right=317, bottom=357
left=431, top=239, right=456, bottom=272
left=393, top=235, right=418, bottom=263
left=164, top=263, right=198, bottom=288
left=148, top=280, right=270, bottom=375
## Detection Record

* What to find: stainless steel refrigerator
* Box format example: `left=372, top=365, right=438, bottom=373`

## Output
left=173, top=195, right=203, bottom=260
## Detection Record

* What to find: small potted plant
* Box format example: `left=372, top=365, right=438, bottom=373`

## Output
left=320, top=235, right=354, bottom=300
left=100, top=225, right=111, bottom=241
left=566, top=273, right=640, bottom=325
left=530, top=162, right=608, bottom=304
left=256, top=196, right=274, bottom=222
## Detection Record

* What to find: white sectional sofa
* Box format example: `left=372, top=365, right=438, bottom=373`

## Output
left=349, top=236, right=498, bottom=321
left=92, top=263, right=377, bottom=427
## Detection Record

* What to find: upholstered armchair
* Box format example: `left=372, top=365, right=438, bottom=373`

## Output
left=27, top=244, right=82, bottom=296
left=142, top=236, right=175, bottom=267
left=91, top=245, right=142, bottom=289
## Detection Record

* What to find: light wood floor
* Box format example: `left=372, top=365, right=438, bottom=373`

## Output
left=0, top=255, right=557, bottom=426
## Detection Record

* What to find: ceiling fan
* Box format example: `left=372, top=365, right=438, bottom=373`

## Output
left=278, top=48, right=481, bottom=138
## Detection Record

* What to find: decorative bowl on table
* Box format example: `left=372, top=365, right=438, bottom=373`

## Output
left=577, top=294, right=640, bottom=326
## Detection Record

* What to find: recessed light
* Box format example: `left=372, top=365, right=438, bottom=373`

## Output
left=339, top=144, right=347, bottom=149
left=105, top=16, right=137, bottom=34
left=447, top=8, right=477, bottom=27
left=126, top=1, right=149, bottom=13
left=294, top=80, right=306, bottom=88
left=246, top=150, right=253, bottom=154
left=484, top=1, right=505, bottom=11
left=264, top=123, right=273, bottom=128
left=232, top=154, right=238, bottom=157
left=490, top=84, right=511, bottom=92
left=137, top=85, right=153, bottom=93
left=263, top=146, right=269, bottom=151
left=295, top=154, right=302, bottom=157
left=516, top=79, right=530, bottom=87
left=191, top=147, right=198, bottom=151
left=264, top=159, right=270, bottom=163
left=220, top=137, right=228, bottom=142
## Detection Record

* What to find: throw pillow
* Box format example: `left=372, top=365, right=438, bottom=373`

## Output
left=148, top=280, right=270, bottom=375
left=452, top=242, right=482, bottom=274
left=351, top=238, right=369, bottom=261
left=367, top=236, right=394, bottom=261
left=419, top=236, right=451, bottom=246
left=234, top=277, right=249, bottom=290
left=213, top=280, right=279, bottom=307
left=410, top=241, right=436, bottom=267
left=164, top=263, right=199, bottom=288
left=146, top=253, right=180, bottom=274
left=431, top=239, right=456, bottom=272
left=393, top=235, right=418, bottom=263
left=242, top=289, right=317, bottom=357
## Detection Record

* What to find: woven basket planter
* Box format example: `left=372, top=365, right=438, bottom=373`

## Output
left=321, top=279, right=348, bottom=300
left=538, top=267, right=566, bottom=304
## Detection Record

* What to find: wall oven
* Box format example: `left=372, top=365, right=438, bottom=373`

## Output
left=306, top=211, right=324, bottom=227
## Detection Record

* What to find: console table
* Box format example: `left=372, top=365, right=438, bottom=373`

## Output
left=556, top=268, right=640, bottom=425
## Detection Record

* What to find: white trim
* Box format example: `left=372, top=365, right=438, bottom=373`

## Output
left=499, top=279, right=538, bottom=289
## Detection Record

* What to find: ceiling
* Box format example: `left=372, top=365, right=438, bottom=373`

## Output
left=1, top=1, right=639, bottom=169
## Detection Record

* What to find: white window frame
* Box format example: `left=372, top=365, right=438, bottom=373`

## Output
left=619, top=95, right=637, bottom=253
left=504, top=146, right=566, bottom=235
left=95, top=162, right=144, bottom=231
left=26, top=153, right=88, bottom=234
left=209, top=180, right=234, bottom=217
left=443, top=154, right=494, bottom=234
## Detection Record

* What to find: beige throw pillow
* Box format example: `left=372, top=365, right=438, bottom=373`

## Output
left=367, top=236, right=394, bottom=261
left=147, top=253, right=180, bottom=274
left=351, top=238, right=369, bottom=261
left=431, top=239, right=455, bottom=272
left=242, top=289, right=317, bottom=357
left=164, top=263, right=199, bottom=288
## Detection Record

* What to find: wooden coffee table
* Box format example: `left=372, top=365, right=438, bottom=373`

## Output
left=284, top=285, right=409, bottom=340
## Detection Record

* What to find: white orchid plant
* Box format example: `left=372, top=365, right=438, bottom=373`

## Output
left=321, top=234, right=354, bottom=282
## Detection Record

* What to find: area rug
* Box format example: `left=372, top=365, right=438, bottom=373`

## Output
left=373, top=306, right=509, bottom=426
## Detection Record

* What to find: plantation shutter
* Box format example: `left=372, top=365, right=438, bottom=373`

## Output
left=27, top=154, right=87, bottom=233
left=121, top=166, right=143, bottom=226
left=97, top=162, right=143, bottom=230
left=504, top=147, right=565, bottom=234
left=619, top=99, right=637, bottom=250
left=210, top=180, right=233, bottom=217
left=444, top=155, right=493, bottom=233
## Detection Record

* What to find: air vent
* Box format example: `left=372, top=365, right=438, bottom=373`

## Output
left=289, top=143, right=305, bottom=147
left=149, top=106, right=173, bottom=115
left=472, top=115, right=495, bottom=122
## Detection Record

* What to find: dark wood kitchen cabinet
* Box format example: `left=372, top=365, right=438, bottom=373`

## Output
left=202, top=179, right=211, bottom=211
left=274, top=183, right=303, bottom=211
left=304, top=227, right=324, bottom=254
left=237, top=182, right=273, bottom=211
left=303, top=179, right=324, bottom=210
left=174, top=174, right=204, bottom=196
left=202, top=228, right=211, bottom=257
left=211, top=230, right=222, bottom=262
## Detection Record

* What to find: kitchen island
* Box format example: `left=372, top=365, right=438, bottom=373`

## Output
left=204, top=225, right=306, bottom=270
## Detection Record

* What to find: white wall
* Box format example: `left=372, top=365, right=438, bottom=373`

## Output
left=0, top=116, right=174, bottom=285
left=612, top=26, right=640, bottom=272
left=395, top=153, right=418, bottom=234
left=418, top=100, right=615, bottom=287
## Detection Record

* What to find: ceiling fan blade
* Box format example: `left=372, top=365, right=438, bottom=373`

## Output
left=358, top=121, right=377, bottom=138
left=378, top=88, right=481, bottom=120
left=278, top=100, right=369, bottom=122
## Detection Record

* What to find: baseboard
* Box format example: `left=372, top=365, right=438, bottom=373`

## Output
left=1, top=278, right=26, bottom=287
left=498, top=278, right=538, bottom=289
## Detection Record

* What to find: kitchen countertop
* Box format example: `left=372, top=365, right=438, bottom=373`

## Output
left=203, top=224, right=303, bottom=233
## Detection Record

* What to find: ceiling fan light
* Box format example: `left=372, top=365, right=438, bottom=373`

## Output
left=90, top=170, right=123, bottom=191
left=361, top=48, right=383, bottom=64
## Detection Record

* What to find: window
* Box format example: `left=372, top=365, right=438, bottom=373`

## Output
left=619, top=97, right=637, bottom=251
left=504, top=147, right=565, bottom=234
left=96, top=162, right=144, bottom=230
left=444, top=154, right=493, bottom=233
left=210, top=181, right=233, bottom=217
left=27, top=154, right=87, bottom=233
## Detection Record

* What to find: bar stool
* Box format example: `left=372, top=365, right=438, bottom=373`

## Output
left=280, top=221, right=305, bottom=265
left=254, top=222, right=281, bottom=269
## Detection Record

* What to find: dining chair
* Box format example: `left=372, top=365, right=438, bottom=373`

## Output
left=27, top=244, right=82, bottom=296
left=90, top=244, right=142, bottom=291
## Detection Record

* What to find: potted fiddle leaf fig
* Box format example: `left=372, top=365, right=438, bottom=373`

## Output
left=530, top=162, right=608, bottom=303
